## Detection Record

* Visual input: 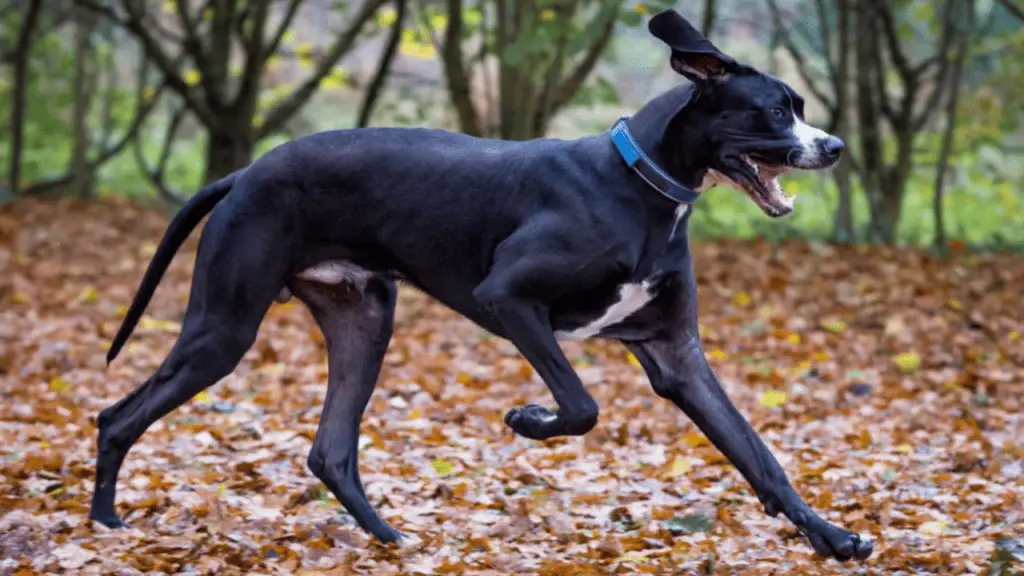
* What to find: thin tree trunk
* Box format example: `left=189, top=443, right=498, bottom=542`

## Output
left=932, top=0, right=973, bottom=249
left=204, top=130, right=254, bottom=184
left=9, top=0, right=43, bottom=195
left=70, top=6, right=98, bottom=199
left=701, top=0, right=717, bottom=38
left=358, top=0, right=406, bottom=127
left=832, top=0, right=854, bottom=242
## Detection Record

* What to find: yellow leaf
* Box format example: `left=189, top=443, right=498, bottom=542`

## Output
left=162, top=0, right=176, bottom=14
left=626, top=352, right=641, bottom=368
left=49, top=377, right=70, bottom=394
left=216, top=483, right=226, bottom=497
left=376, top=7, right=398, bottom=27
left=78, top=286, right=99, bottom=303
left=139, top=316, right=182, bottom=333
left=540, top=9, right=556, bottom=21
left=708, top=348, right=726, bottom=361
left=759, top=389, right=787, bottom=408
left=947, top=298, right=962, bottom=310
left=253, top=113, right=265, bottom=128
left=893, top=352, right=920, bottom=373
left=1009, top=331, right=1020, bottom=342
left=895, top=444, right=914, bottom=454
left=821, top=319, right=846, bottom=333
left=183, top=69, right=201, bottom=86
left=193, top=391, right=211, bottom=404
left=282, top=30, right=297, bottom=43
left=697, top=324, right=712, bottom=339
left=918, top=520, right=950, bottom=536
left=731, top=291, right=751, bottom=307
left=11, top=293, right=29, bottom=304
left=295, top=42, right=314, bottom=59
left=787, top=333, right=800, bottom=345
left=666, top=456, right=691, bottom=478
left=399, top=37, right=436, bottom=59
left=297, top=55, right=314, bottom=70
left=47, top=485, right=65, bottom=496
left=464, top=9, right=482, bottom=27
left=635, top=2, right=649, bottom=14
left=39, top=441, right=50, bottom=450
left=683, top=431, right=707, bottom=447
left=430, top=13, right=447, bottom=29
left=202, top=7, right=212, bottom=21
left=811, top=351, right=829, bottom=362
left=408, top=409, right=422, bottom=419
left=431, top=459, right=453, bottom=476
left=272, top=84, right=292, bottom=100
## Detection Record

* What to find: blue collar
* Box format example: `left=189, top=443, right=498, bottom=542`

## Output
left=609, top=117, right=700, bottom=204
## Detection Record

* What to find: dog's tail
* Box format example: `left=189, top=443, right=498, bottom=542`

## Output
left=106, top=170, right=242, bottom=365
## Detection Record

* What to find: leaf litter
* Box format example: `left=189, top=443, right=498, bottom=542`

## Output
left=0, top=199, right=1022, bottom=574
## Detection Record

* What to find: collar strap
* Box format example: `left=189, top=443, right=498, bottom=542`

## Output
left=609, top=117, right=700, bottom=204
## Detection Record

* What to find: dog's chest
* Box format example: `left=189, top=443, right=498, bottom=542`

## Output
left=553, top=205, right=689, bottom=341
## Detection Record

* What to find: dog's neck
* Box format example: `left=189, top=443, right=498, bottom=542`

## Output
left=625, top=84, right=715, bottom=191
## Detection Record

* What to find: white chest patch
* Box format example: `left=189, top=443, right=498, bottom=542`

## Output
left=554, top=280, right=655, bottom=341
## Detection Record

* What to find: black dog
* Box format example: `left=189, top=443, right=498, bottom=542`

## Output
left=90, top=9, right=870, bottom=562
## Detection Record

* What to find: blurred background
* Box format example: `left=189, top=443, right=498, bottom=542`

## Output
left=0, top=0, right=1021, bottom=247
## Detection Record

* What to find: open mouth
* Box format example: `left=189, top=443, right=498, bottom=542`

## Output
left=737, top=155, right=794, bottom=217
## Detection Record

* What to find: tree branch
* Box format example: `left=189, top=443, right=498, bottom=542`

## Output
left=546, top=2, right=619, bottom=118
left=440, top=0, right=482, bottom=135
left=358, top=0, right=407, bottom=127
left=9, top=0, right=43, bottom=195
left=912, top=0, right=961, bottom=132
left=765, top=0, right=835, bottom=113
left=261, top=0, right=304, bottom=64
left=133, top=102, right=190, bottom=205
left=995, top=0, right=1024, bottom=22
left=74, top=0, right=216, bottom=126
left=257, top=0, right=388, bottom=137
left=871, top=0, right=915, bottom=80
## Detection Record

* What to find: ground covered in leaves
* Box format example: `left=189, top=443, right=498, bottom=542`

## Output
left=1, top=198, right=1022, bottom=575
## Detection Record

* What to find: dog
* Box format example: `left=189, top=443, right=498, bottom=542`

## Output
left=90, top=9, right=871, bottom=562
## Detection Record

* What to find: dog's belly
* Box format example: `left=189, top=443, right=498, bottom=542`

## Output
left=553, top=280, right=656, bottom=341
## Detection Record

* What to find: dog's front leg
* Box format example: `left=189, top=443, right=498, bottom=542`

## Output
left=473, top=257, right=600, bottom=440
left=625, top=336, right=873, bottom=561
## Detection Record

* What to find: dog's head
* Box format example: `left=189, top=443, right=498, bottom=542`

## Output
left=648, top=10, right=843, bottom=217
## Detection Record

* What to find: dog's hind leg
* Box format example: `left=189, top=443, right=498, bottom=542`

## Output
left=290, top=274, right=401, bottom=543
left=89, top=213, right=289, bottom=529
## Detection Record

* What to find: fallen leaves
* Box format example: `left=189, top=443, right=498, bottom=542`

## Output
left=0, top=200, right=1022, bottom=574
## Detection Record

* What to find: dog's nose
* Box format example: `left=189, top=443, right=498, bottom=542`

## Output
left=821, top=137, right=845, bottom=159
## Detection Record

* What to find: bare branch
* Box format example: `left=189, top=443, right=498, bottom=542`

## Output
left=358, top=0, right=407, bottom=127
left=133, top=102, right=190, bottom=205
left=913, top=0, right=961, bottom=132
left=74, top=0, right=216, bottom=126
left=261, top=0, right=304, bottom=62
left=9, top=0, right=43, bottom=194
left=870, top=0, right=914, bottom=80
left=765, top=0, right=834, bottom=112
left=440, top=0, right=482, bottom=135
left=547, top=2, right=619, bottom=118
left=995, top=0, right=1024, bottom=22
left=257, top=0, right=388, bottom=138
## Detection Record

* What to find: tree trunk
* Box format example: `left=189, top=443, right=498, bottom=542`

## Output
left=701, top=0, right=717, bottom=38
left=70, top=6, right=97, bottom=199
left=9, top=0, right=43, bottom=195
left=933, top=0, right=973, bottom=249
left=831, top=0, right=854, bottom=242
left=204, top=131, right=254, bottom=184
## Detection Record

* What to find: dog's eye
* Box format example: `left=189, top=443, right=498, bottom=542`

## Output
left=771, top=107, right=786, bottom=119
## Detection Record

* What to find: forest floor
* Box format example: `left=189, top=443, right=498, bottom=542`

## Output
left=1, top=198, right=1022, bottom=575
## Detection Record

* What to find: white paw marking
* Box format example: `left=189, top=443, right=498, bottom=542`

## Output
left=554, top=280, right=654, bottom=340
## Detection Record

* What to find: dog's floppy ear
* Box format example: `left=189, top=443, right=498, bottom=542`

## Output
left=648, top=9, right=736, bottom=83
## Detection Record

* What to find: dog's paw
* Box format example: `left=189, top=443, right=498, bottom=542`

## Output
left=803, top=522, right=873, bottom=562
left=89, top=513, right=129, bottom=530
left=504, top=404, right=558, bottom=440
